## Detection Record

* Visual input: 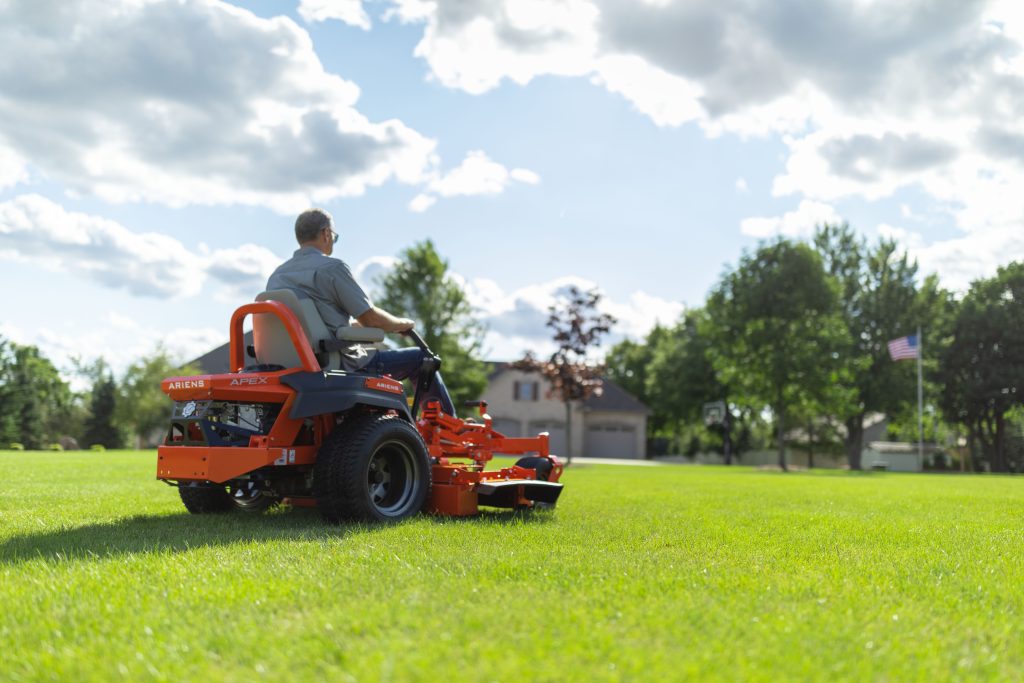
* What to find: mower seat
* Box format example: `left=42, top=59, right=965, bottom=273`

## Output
left=253, top=290, right=385, bottom=371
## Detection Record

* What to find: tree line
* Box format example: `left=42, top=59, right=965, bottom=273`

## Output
left=0, top=342, right=198, bottom=450
left=606, top=223, right=1024, bottom=472
left=4, top=230, right=1022, bottom=470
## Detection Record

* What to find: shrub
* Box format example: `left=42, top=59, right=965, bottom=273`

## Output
left=8, top=442, right=24, bottom=451
left=47, top=443, right=64, bottom=451
left=89, top=444, right=107, bottom=452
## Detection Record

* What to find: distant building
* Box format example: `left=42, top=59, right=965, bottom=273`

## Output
left=482, top=363, right=651, bottom=460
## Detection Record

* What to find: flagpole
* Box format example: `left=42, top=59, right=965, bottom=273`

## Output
left=917, top=326, right=924, bottom=471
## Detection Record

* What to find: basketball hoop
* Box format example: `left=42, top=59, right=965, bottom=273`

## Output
left=702, top=400, right=726, bottom=427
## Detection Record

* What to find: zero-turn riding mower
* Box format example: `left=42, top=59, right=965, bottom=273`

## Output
left=156, top=290, right=564, bottom=522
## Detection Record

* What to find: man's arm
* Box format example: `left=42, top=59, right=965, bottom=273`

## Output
left=357, top=306, right=415, bottom=334
left=322, top=261, right=414, bottom=333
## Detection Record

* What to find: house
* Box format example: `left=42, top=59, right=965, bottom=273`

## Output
left=483, top=364, right=651, bottom=460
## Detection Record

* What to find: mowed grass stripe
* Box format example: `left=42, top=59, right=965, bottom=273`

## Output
left=1, top=451, right=1023, bottom=681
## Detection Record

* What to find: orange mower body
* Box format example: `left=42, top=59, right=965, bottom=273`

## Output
left=157, top=296, right=564, bottom=521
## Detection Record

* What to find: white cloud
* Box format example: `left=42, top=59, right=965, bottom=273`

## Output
left=353, top=258, right=682, bottom=359
left=1, top=313, right=224, bottom=388
left=876, top=223, right=924, bottom=249
left=902, top=224, right=1024, bottom=293
left=0, top=147, right=27, bottom=190
left=298, top=0, right=372, bottom=29
left=510, top=168, right=541, bottom=184
left=383, top=0, right=1024, bottom=286
left=354, top=255, right=400, bottom=291
left=408, top=194, right=438, bottom=213
left=740, top=200, right=840, bottom=239
left=0, top=0, right=436, bottom=213
left=409, top=150, right=541, bottom=212
left=473, top=276, right=683, bottom=359
left=0, top=194, right=280, bottom=299
left=591, top=53, right=705, bottom=127
left=735, top=177, right=749, bottom=193
left=392, top=0, right=600, bottom=94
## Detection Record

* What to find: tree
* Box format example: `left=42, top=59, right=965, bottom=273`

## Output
left=606, top=313, right=766, bottom=462
left=705, top=239, right=848, bottom=471
left=938, top=262, right=1024, bottom=472
left=813, top=223, right=951, bottom=469
left=648, top=311, right=740, bottom=461
left=0, top=339, right=72, bottom=449
left=376, top=240, right=488, bottom=409
left=605, top=324, right=671, bottom=428
left=116, top=349, right=199, bottom=447
left=83, top=364, right=122, bottom=449
left=0, top=338, right=18, bottom=446
left=515, top=286, right=616, bottom=463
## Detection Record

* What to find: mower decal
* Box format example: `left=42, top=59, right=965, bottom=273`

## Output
left=168, top=379, right=206, bottom=390
left=364, top=377, right=403, bottom=394
left=230, top=376, right=270, bottom=386
left=274, top=448, right=297, bottom=466
left=181, top=401, right=197, bottom=418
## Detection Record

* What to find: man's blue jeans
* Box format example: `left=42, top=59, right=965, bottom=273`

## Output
left=369, top=347, right=456, bottom=416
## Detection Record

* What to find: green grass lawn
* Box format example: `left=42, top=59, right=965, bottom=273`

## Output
left=2, top=451, right=1024, bottom=681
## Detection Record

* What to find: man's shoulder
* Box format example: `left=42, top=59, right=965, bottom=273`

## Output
left=277, top=248, right=349, bottom=271
left=318, top=254, right=355, bottom=275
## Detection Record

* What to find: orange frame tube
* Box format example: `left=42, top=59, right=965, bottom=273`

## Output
left=228, top=301, right=320, bottom=373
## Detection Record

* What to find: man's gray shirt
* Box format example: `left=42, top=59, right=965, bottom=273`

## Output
left=266, top=246, right=374, bottom=371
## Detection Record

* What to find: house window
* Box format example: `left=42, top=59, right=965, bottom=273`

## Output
left=513, top=380, right=539, bottom=401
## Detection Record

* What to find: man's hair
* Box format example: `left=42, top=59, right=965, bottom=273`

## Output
left=295, top=208, right=333, bottom=244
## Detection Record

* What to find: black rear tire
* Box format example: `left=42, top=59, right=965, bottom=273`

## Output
left=314, top=413, right=431, bottom=523
left=179, top=483, right=233, bottom=514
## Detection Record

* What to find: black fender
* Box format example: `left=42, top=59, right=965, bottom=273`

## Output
left=280, top=371, right=413, bottom=422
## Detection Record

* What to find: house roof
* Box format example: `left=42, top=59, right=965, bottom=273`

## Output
left=190, top=331, right=252, bottom=375
left=582, top=378, right=651, bottom=415
left=486, top=361, right=651, bottom=415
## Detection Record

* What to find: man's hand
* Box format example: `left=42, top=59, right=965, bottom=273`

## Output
left=357, top=306, right=416, bottom=334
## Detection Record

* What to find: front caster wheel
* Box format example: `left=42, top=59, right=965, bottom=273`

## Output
left=228, top=481, right=278, bottom=513
left=179, top=483, right=233, bottom=514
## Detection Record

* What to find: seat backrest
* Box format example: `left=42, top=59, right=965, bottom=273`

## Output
left=253, top=290, right=341, bottom=370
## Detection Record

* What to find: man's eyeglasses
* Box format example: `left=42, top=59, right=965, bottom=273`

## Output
left=325, top=227, right=339, bottom=244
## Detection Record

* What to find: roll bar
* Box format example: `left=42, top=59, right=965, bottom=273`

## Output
left=229, top=301, right=320, bottom=373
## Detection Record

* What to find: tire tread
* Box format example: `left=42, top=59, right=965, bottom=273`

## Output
left=314, top=413, right=430, bottom=523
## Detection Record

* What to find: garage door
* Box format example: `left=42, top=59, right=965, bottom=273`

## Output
left=585, top=423, right=639, bottom=459
left=528, top=420, right=566, bottom=457
left=491, top=418, right=522, bottom=437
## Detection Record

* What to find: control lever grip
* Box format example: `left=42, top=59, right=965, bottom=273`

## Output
left=402, top=328, right=431, bottom=354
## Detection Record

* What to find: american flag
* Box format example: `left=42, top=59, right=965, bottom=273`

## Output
left=887, top=334, right=919, bottom=361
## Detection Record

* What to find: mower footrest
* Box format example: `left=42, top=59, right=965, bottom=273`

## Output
left=476, top=480, right=563, bottom=508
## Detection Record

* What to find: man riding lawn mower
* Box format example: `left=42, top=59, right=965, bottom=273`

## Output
left=156, top=210, right=563, bottom=522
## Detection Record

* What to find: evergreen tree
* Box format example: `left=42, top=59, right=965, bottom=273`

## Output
left=83, top=368, right=122, bottom=449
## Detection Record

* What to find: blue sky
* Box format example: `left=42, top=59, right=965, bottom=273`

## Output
left=0, top=0, right=1021, bottom=376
